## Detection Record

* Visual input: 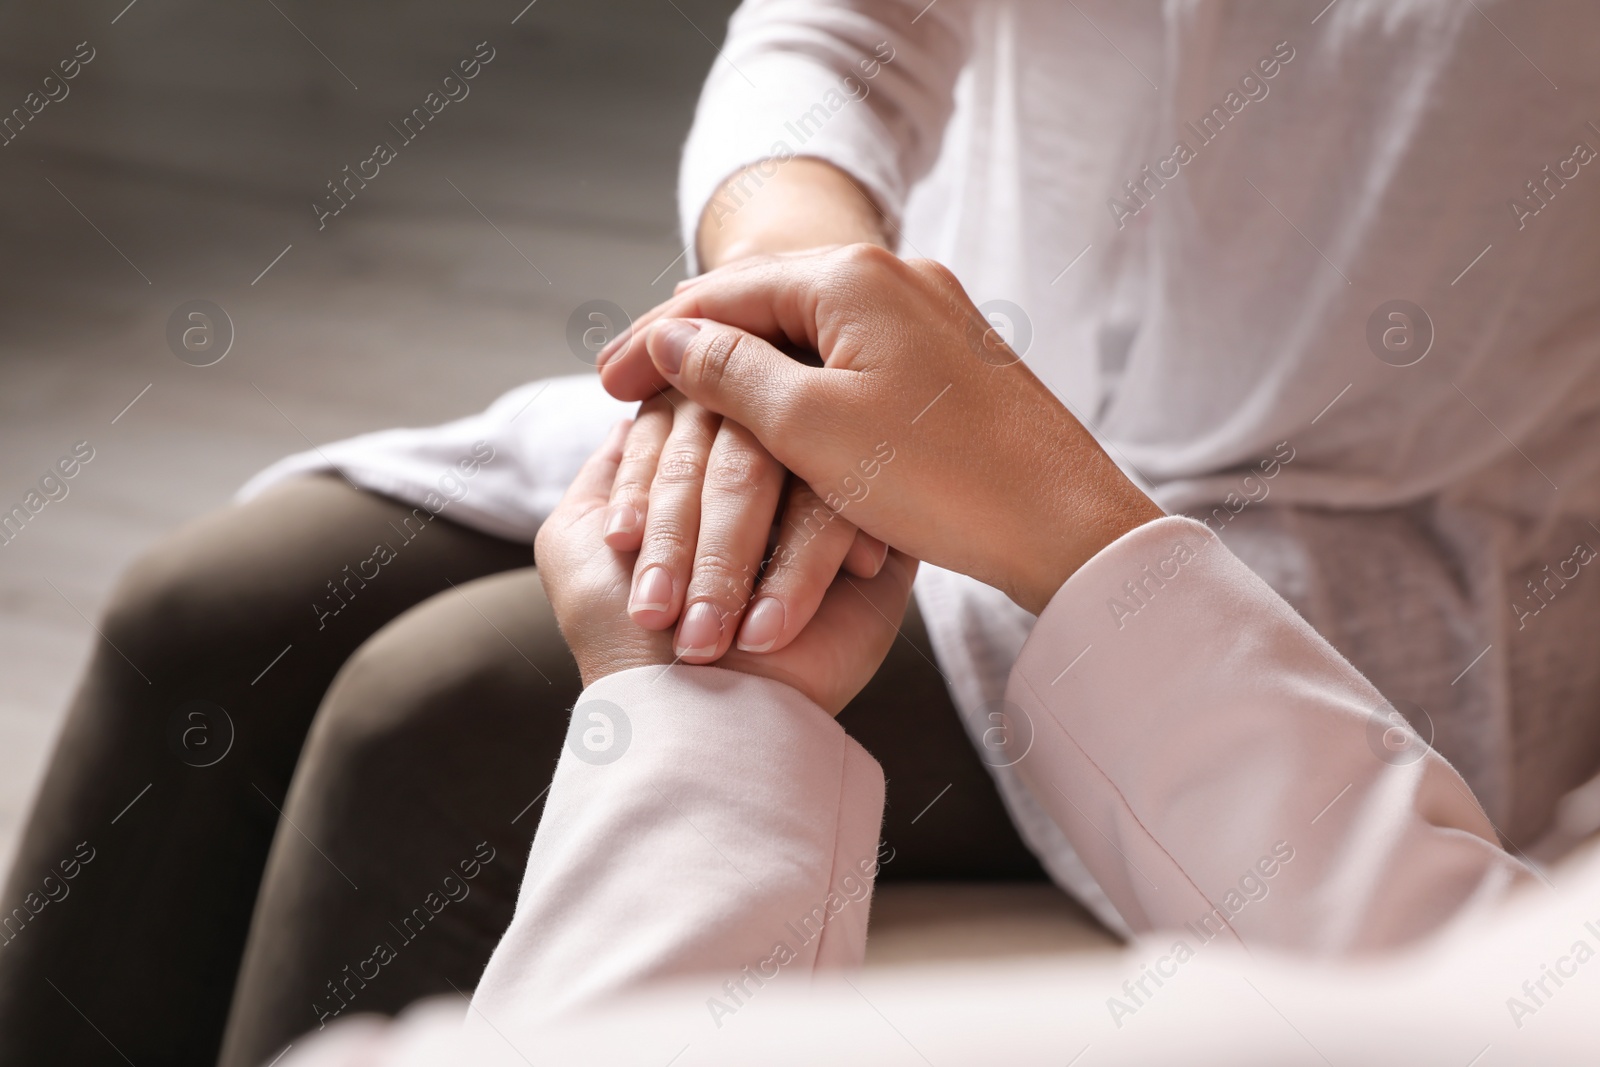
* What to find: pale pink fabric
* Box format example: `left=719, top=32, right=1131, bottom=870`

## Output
left=467, top=666, right=884, bottom=1031
left=1004, top=516, right=1524, bottom=952
left=277, top=517, right=1531, bottom=1066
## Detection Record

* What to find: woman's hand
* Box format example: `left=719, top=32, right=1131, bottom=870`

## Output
left=537, top=421, right=919, bottom=714
left=600, top=392, right=886, bottom=663
left=594, top=156, right=892, bottom=663
left=595, top=245, right=1165, bottom=615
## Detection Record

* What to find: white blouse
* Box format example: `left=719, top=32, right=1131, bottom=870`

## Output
left=241, top=0, right=1600, bottom=928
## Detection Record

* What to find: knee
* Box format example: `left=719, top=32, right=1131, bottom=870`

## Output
left=99, top=527, right=231, bottom=669
left=302, top=576, right=577, bottom=781
left=96, top=486, right=336, bottom=675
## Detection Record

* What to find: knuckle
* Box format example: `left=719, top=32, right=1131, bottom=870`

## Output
left=764, top=538, right=833, bottom=594
left=653, top=447, right=707, bottom=486
left=639, top=521, right=693, bottom=564
left=619, top=440, right=655, bottom=466
left=906, top=256, right=963, bottom=293
left=637, top=393, right=674, bottom=420
left=786, top=513, right=846, bottom=564
left=688, top=549, right=757, bottom=604
left=838, top=242, right=896, bottom=274
left=703, top=446, right=768, bottom=494
left=609, top=477, right=650, bottom=506
left=533, top=513, right=573, bottom=566
left=693, top=328, right=741, bottom=391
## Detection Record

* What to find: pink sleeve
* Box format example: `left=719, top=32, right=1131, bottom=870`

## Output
left=1005, top=515, right=1527, bottom=952
left=465, top=664, right=886, bottom=1030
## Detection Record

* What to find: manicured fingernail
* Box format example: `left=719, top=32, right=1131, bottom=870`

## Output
left=648, top=319, right=700, bottom=376
left=736, top=597, right=785, bottom=653
left=629, top=565, right=673, bottom=614
left=604, top=504, right=639, bottom=539
left=676, top=601, right=722, bottom=657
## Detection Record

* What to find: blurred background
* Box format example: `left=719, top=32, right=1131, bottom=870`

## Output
left=0, top=0, right=741, bottom=871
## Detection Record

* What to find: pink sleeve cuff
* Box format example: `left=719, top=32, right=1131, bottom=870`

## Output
left=468, top=664, right=886, bottom=1029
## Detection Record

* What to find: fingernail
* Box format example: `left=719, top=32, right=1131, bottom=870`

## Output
left=648, top=320, right=700, bottom=376
left=676, top=601, right=722, bottom=657
left=604, top=504, right=639, bottom=539
left=629, top=565, right=673, bottom=615
left=736, top=597, right=785, bottom=653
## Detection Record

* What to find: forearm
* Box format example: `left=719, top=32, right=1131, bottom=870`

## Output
left=697, top=157, right=890, bottom=269
left=679, top=0, right=969, bottom=272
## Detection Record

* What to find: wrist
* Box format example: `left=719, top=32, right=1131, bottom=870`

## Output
left=573, top=630, right=676, bottom=690
left=1006, top=427, right=1166, bottom=615
left=696, top=157, right=889, bottom=270
left=1012, top=498, right=1165, bottom=616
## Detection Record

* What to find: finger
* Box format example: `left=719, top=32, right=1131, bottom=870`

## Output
left=673, top=421, right=786, bottom=663
left=735, top=482, right=858, bottom=655
left=596, top=254, right=829, bottom=399
left=561, top=419, right=632, bottom=508
left=816, top=550, right=919, bottom=650
left=639, top=319, right=849, bottom=480
left=603, top=395, right=673, bottom=550
left=627, top=398, right=721, bottom=630
left=842, top=529, right=888, bottom=578
left=596, top=255, right=779, bottom=384
left=804, top=549, right=920, bottom=713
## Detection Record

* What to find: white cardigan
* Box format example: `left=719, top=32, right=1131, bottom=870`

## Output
left=279, top=517, right=1530, bottom=1065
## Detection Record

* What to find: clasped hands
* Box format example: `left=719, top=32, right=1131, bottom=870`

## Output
left=535, top=245, right=1163, bottom=712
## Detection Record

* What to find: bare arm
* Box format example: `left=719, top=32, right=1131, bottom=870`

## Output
left=696, top=157, right=890, bottom=269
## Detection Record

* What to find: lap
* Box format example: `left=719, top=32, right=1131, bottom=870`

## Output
left=0, top=475, right=536, bottom=1067
left=220, top=568, right=580, bottom=1066
left=222, top=559, right=1049, bottom=1064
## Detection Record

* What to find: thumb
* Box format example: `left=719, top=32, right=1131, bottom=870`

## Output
left=645, top=318, right=842, bottom=464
